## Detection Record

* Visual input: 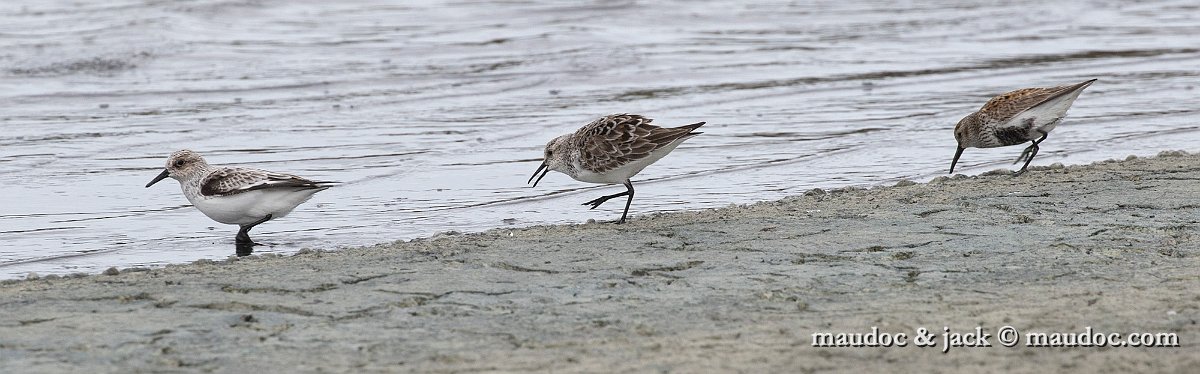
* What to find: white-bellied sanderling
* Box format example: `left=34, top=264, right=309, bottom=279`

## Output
left=145, top=150, right=334, bottom=244
left=528, top=114, right=704, bottom=224
left=951, top=78, right=1097, bottom=175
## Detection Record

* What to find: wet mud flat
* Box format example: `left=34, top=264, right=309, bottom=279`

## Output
left=1, top=152, right=1198, bottom=372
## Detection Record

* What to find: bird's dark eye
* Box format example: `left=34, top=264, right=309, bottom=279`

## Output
left=173, top=160, right=185, bottom=167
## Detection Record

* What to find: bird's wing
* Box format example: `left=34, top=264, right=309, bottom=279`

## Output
left=200, top=167, right=330, bottom=197
left=985, top=79, right=1096, bottom=130
left=576, top=114, right=703, bottom=173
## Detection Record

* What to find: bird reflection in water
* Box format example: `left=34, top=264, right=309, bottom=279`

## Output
left=235, top=242, right=256, bottom=257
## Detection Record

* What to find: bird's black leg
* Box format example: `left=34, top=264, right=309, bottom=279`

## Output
left=235, top=214, right=273, bottom=244
left=1013, top=130, right=1048, bottom=165
left=617, top=180, right=635, bottom=224
left=1013, top=130, right=1049, bottom=176
left=583, top=188, right=631, bottom=210
left=580, top=181, right=636, bottom=224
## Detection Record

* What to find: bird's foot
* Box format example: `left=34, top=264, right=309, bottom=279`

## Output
left=582, top=195, right=621, bottom=210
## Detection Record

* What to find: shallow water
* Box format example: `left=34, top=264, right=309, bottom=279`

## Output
left=2, top=0, right=1199, bottom=278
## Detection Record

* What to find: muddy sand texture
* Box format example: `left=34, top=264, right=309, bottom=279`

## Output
left=2, top=152, right=1198, bottom=372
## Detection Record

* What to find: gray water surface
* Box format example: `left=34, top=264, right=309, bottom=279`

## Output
left=2, top=0, right=1199, bottom=278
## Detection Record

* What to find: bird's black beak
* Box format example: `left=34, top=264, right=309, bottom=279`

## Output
left=146, top=169, right=170, bottom=188
left=528, top=163, right=550, bottom=187
left=949, top=146, right=965, bottom=174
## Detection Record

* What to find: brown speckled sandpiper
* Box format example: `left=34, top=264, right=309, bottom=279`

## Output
left=528, top=114, right=704, bottom=224
left=951, top=78, right=1097, bottom=175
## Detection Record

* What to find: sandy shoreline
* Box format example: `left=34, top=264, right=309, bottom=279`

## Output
left=2, top=152, right=1198, bottom=372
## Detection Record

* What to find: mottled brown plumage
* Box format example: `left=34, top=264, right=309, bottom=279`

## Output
left=979, top=87, right=1070, bottom=124
left=528, top=113, right=705, bottom=223
left=200, top=168, right=328, bottom=197
left=951, top=79, right=1096, bottom=175
left=574, top=114, right=704, bottom=174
